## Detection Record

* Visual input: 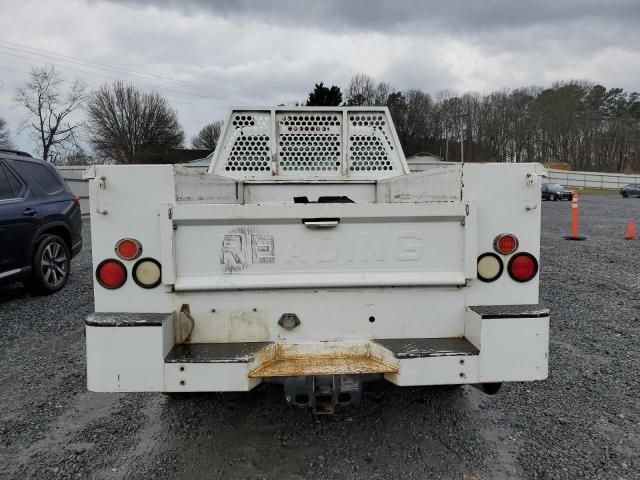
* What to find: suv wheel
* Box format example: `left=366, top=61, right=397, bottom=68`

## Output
left=622, top=192, right=629, bottom=198
left=29, top=235, right=70, bottom=295
left=553, top=193, right=559, bottom=201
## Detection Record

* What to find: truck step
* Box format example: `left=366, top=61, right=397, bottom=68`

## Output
left=374, top=338, right=479, bottom=359
left=164, top=339, right=479, bottom=379
left=165, top=342, right=271, bottom=363
left=249, top=356, right=398, bottom=378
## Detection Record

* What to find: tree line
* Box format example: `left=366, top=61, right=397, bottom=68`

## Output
left=2, top=66, right=638, bottom=172
left=307, top=74, right=640, bottom=172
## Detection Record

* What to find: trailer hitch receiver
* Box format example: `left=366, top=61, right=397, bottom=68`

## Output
left=284, top=375, right=362, bottom=414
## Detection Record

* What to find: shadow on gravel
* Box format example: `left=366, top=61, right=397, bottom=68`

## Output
left=125, top=382, right=492, bottom=480
left=0, top=282, right=31, bottom=303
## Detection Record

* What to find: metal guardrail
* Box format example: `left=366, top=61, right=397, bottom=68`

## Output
left=546, top=169, right=640, bottom=190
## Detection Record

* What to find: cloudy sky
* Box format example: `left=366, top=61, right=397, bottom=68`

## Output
left=0, top=0, right=639, bottom=154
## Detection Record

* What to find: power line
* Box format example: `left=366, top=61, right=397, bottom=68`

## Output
left=0, top=49, right=243, bottom=106
left=0, top=64, right=228, bottom=112
left=0, top=51, right=241, bottom=110
left=0, top=39, right=268, bottom=101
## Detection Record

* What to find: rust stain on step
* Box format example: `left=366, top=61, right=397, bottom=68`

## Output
left=249, top=343, right=398, bottom=378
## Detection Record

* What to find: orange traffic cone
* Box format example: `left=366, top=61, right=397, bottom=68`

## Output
left=564, top=190, right=587, bottom=240
left=624, top=219, right=636, bottom=240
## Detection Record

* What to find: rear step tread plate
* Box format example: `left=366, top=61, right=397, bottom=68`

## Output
left=249, top=357, right=398, bottom=378
left=469, top=304, right=549, bottom=319
left=164, top=338, right=478, bottom=374
left=374, top=338, right=479, bottom=359
left=165, top=342, right=271, bottom=364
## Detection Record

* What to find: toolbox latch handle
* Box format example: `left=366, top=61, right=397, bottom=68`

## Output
left=302, top=218, right=340, bottom=229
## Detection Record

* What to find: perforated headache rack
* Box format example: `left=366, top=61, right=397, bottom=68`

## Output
left=208, top=107, right=409, bottom=181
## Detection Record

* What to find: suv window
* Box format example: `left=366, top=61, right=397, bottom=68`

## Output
left=0, top=164, right=13, bottom=200
left=4, top=164, right=24, bottom=197
left=17, top=161, right=63, bottom=194
left=0, top=163, right=26, bottom=200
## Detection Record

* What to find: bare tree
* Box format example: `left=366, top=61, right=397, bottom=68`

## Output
left=345, top=74, right=394, bottom=106
left=191, top=121, right=222, bottom=152
left=373, top=82, right=393, bottom=106
left=14, top=66, right=87, bottom=161
left=86, top=82, right=184, bottom=164
left=390, top=89, right=435, bottom=156
left=50, top=141, right=94, bottom=166
left=0, top=117, right=10, bottom=148
left=346, top=73, right=377, bottom=106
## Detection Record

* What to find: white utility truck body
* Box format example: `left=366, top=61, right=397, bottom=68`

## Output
left=85, top=107, right=549, bottom=413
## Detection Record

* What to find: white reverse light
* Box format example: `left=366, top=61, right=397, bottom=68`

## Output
left=133, top=258, right=161, bottom=288
left=477, top=253, right=503, bottom=282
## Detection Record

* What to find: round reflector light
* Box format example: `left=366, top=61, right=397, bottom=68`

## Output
left=494, top=234, right=518, bottom=255
left=508, top=252, right=538, bottom=282
left=96, top=259, right=127, bottom=289
left=477, top=252, right=503, bottom=282
left=133, top=258, right=161, bottom=288
left=115, top=238, right=142, bottom=260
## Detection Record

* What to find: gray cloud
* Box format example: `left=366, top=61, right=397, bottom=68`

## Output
left=103, top=0, right=640, bottom=37
left=1, top=0, right=639, bottom=154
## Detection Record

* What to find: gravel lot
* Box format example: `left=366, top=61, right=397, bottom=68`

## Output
left=1, top=194, right=639, bottom=479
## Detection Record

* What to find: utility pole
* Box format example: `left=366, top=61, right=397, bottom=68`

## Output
left=445, top=135, right=449, bottom=161
left=453, top=112, right=469, bottom=163
left=439, top=114, right=449, bottom=161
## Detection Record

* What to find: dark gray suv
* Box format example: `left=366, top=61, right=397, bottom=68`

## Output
left=620, top=184, right=640, bottom=198
left=541, top=183, right=573, bottom=201
left=0, top=149, right=82, bottom=294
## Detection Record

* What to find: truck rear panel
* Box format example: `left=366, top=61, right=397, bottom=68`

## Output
left=84, top=107, right=549, bottom=407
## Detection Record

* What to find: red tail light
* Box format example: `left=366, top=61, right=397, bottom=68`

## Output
left=494, top=234, right=518, bottom=255
left=73, top=195, right=80, bottom=206
left=96, top=259, right=127, bottom=289
left=115, top=238, right=142, bottom=260
left=508, top=253, right=538, bottom=282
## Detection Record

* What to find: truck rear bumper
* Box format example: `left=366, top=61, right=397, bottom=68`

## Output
left=85, top=305, right=549, bottom=392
